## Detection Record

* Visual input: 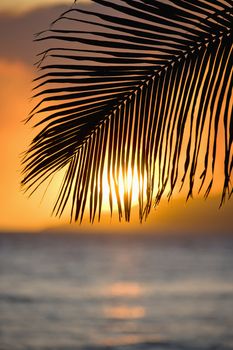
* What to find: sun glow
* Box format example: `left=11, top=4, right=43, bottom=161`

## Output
left=106, top=282, right=143, bottom=297
left=104, top=306, right=145, bottom=320
left=101, top=164, right=146, bottom=212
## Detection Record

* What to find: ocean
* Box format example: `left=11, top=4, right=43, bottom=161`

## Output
left=0, top=232, right=233, bottom=350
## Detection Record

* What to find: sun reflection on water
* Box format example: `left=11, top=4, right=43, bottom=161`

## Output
left=106, top=281, right=143, bottom=297
left=102, top=281, right=145, bottom=321
left=104, top=305, right=145, bottom=320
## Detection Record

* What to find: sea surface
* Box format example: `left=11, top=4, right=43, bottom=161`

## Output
left=0, top=232, right=233, bottom=350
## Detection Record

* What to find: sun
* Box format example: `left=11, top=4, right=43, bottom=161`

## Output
left=101, top=164, right=144, bottom=212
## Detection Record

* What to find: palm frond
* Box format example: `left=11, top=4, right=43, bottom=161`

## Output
left=22, top=0, right=233, bottom=223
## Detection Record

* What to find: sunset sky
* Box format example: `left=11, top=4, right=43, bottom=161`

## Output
left=0, top=0, right=232, bottom=234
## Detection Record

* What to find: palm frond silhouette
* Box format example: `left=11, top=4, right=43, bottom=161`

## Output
left=22, top=0, right=233, bottom=223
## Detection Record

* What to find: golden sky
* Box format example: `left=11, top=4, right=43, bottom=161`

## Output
left=0, top=1, right=232, bottom=233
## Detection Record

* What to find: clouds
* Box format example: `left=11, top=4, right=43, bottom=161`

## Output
left=0, top=2, right=94, bottom=230
left=0, top=1, right=93, bottom=65
left=0, top=5, right=69, bottom=65
left=0, top=0, right=72, bottom=14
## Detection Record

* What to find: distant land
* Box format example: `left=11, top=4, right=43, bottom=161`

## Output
left=1, top=196, right=232, bottom=236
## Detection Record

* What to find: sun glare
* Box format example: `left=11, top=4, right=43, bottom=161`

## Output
left=101, top=164, right=145, bottom=212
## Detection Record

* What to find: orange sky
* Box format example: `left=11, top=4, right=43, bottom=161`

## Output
left=0, top=1, right=232, bottom=234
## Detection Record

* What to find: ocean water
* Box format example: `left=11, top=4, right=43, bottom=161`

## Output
left=0, top=232, right=233, bottom=350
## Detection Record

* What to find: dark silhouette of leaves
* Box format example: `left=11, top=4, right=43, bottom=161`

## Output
left=22, top=0, right=233, bottom=223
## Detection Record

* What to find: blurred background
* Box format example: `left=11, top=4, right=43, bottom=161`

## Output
left=0, top=1, right=232, bottom=349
